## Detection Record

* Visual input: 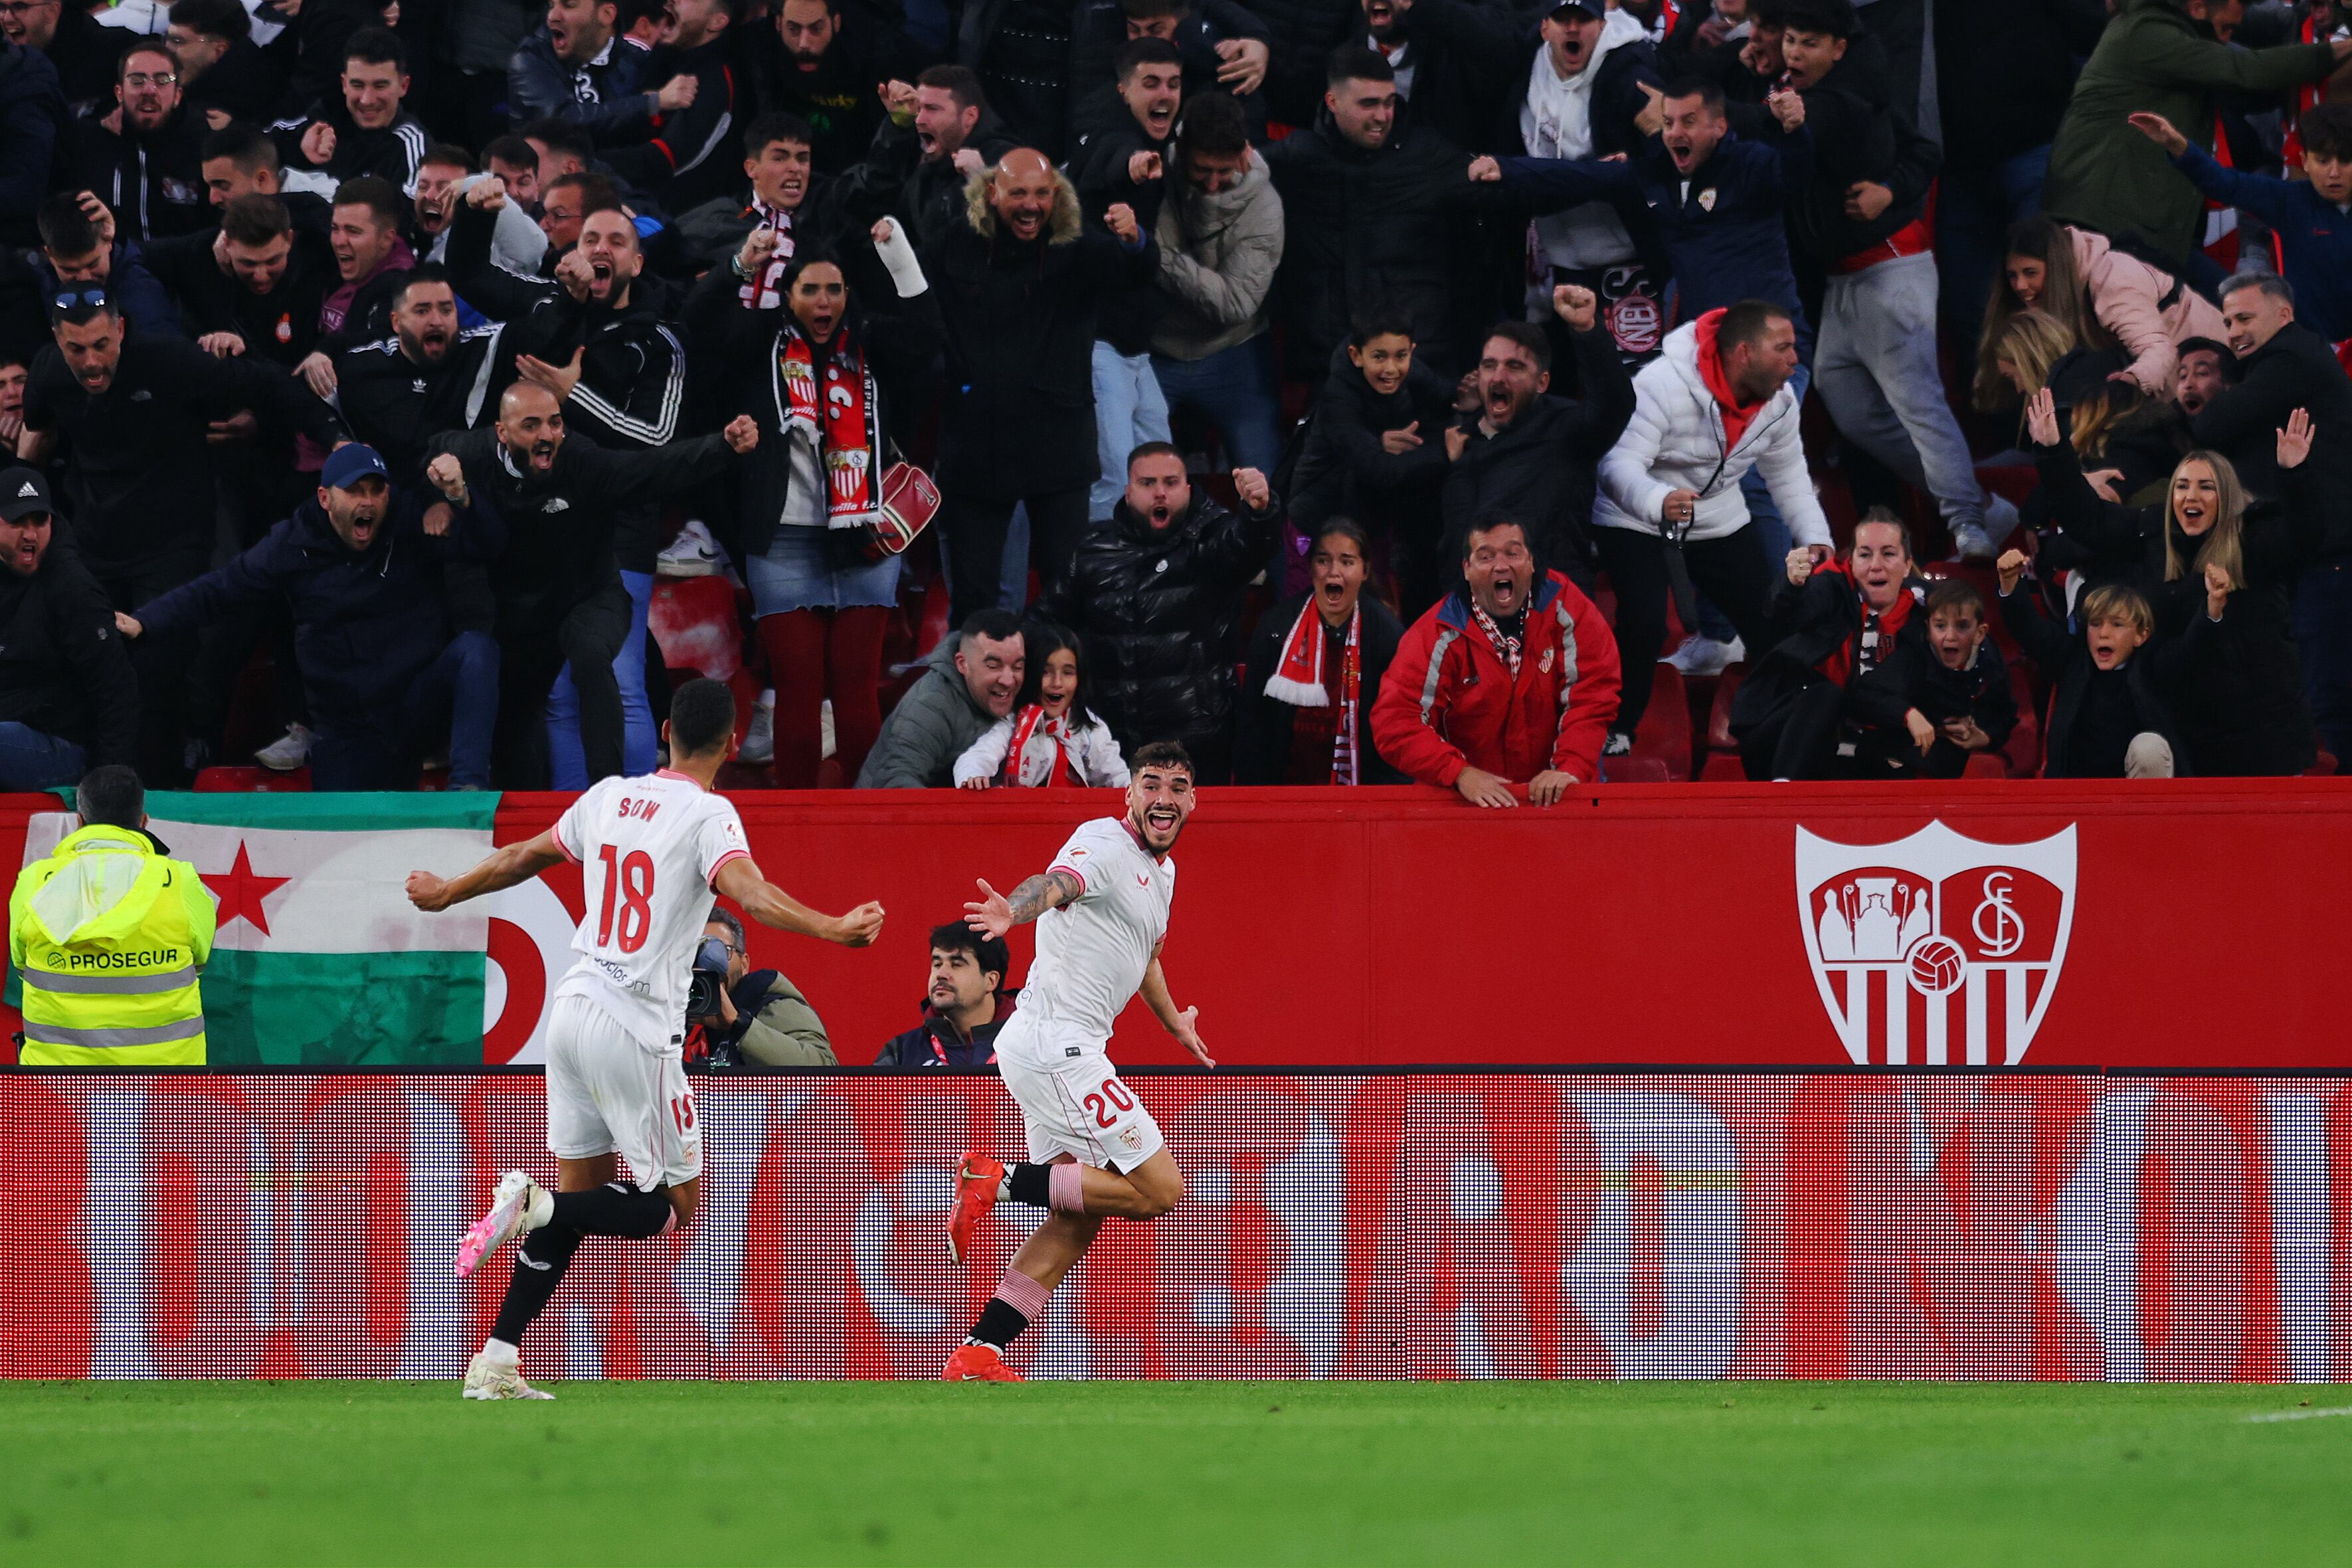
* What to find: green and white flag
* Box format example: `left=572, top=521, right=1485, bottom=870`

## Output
left=18, top=792, right=499, bottom=1066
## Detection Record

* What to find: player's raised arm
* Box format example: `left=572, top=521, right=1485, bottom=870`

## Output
left=964, top=869, right=1083, bottom=939
left=1141, top=940, right=1212, bottom=1068
left=407, top=829, right=568, bottom=911
left=715, top=855, right=885, bottom=946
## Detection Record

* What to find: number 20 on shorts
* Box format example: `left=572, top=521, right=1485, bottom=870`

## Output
left=1083, top=1078, right=1136, bottom=1128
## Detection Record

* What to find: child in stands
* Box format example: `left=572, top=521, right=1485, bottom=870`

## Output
left=1861, top=578, right=2017, bottom=778
left=954, top=622, right=1130, bottom=788
left=1997, top=553, right=2180, bottom=778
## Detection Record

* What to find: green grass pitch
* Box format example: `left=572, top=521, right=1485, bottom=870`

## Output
left=4, top=1380, right=2347, bottom=1567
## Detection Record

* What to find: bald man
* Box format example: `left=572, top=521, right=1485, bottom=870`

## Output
left=426, top=387, right=763, bottom=787
left=928, top=145, right=1160, bottom=626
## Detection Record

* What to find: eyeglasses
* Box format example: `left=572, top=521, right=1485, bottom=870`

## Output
left=51, top=288, right=108, bottom=312
left=0, top=3, right=59, bottom=17
left=122, top=71, right=177, bottom=88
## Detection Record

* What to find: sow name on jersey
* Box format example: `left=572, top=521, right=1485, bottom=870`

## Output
left=614, top=796, right=664, bottom=822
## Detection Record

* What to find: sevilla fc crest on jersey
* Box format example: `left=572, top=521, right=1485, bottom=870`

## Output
left=1795, top=821, right=2076, bottom=1067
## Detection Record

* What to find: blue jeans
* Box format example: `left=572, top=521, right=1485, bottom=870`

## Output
left=1934, top=144, right=2051, bottom=353
left=0, top=722, right=84, bottom=789
left=1697, top=365, right=1809, bottom=644
left=1151, top=335, right=1286, bottom=476
left=312, top=631, right=499, bottom=790
left=547, top=568, right=656, bottom=788
left=1089, top=340, right=1172, bottom=521
left=2293, top=557, right=2352, bottom=762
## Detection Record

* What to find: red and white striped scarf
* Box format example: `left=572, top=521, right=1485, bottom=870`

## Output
left=1470, top=600, right=1526, bottom=677
left=738, top=197, right=796, bottom=309
left=1264, top=598, right=1362, bottom=785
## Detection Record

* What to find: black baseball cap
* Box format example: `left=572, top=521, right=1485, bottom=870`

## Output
left=0, top=466, right=52, bottom=522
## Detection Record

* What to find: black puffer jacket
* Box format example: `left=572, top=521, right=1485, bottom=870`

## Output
left=928, top=167, right=1158, bottom=499
left=1040, top=491, right=1281, bottom=775
left=1263, top=104, right=1494, bottom=379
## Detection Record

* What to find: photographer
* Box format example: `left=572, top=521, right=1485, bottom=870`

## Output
left=689, top=909, right=837, bottom=1067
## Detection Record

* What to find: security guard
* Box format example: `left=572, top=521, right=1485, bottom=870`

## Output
left=9, top=765, right=214, bottom=1065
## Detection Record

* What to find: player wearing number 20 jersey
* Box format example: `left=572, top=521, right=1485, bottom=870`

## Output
left=940, top=740, right=1217, bottom=1383
left=406, top=680, right=886, bottom=1401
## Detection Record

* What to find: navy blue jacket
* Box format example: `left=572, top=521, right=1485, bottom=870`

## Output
left=1496, top=128, right=1814, bottom=352
left=873, top=994, right=1018, bottom=1069
left=2173, top=145, right=2352, bottom=344
left=134, top=486, right=504, bottom=727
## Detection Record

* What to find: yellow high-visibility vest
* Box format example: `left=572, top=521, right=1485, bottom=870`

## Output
left=9, top=824, right=215, bottom=1066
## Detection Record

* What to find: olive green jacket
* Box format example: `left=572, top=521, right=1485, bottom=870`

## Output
left=2042, top=0, right=2335, bottom=262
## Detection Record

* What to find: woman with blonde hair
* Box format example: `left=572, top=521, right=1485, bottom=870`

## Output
left=1978, top=307, right=2078, bottom=412
left=1975, top=217, right=2225, bottom=408
left=2024, top=388, right=2319, bottom=774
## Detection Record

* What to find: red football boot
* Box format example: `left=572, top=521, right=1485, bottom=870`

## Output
left=947, top=1152, right=1004, bottom=1265
left=942, top=1342, right=1024, bottom=1382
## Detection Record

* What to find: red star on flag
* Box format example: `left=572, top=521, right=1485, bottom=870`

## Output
left=203, top=841, right=290, bottom=936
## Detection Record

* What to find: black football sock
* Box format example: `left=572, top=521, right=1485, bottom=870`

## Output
left=490, top=1223, right=582, bottom=1346
left=1002, top=1162, right=1053, bottom=1207
left=965, top=1266, right=1051, bottom=1350
left=552, top=1182, right=675, bottom=1239
left=966, top=1298, right=1031, bottom=1350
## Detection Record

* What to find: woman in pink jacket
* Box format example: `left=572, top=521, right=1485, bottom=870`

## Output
left=1973, top=216, right=2226, bottom=407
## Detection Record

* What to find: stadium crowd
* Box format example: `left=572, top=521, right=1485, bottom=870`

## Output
left=0, top=0, right=2343, bottom=798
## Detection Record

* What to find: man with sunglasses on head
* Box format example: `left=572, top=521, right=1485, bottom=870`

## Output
left=16, top=288, right=344, bottom=780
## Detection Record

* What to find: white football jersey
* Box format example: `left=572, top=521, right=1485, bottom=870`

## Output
left=1022, top=816, right=1175, bottom=1047
left=551, top=769, right=752, bottom=1051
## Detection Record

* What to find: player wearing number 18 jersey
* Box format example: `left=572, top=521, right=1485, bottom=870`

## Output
left=942, top=740, right=1215, bottom=1382
left=405, top=679, right=887, bottom=1400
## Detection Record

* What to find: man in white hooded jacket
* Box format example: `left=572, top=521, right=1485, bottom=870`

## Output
left=1593, top=299, right=1831, bottom=752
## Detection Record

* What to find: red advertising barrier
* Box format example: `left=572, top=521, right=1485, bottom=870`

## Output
left=1, top=782, right=2347, bottom=1069
left=3, top=1069, right=2341, bottom=1382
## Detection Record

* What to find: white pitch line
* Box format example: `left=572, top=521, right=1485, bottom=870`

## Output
left=2243, top=1406, right=2352, bottom=1423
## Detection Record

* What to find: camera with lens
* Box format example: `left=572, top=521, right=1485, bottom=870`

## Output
left=685, top=934, right=732, bottom=1022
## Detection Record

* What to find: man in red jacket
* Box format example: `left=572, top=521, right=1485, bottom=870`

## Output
left=1371, top=515, right=1623, bottom=806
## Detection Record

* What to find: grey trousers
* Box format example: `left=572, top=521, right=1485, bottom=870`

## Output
left=1815, top=250, right=2016, bottom=540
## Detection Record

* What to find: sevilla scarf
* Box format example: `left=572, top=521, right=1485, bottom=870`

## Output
left=772, top=321, right=883, bottom=526
left=1813, top=564, right=1916, bottom=687
left=1264, top=599, right=1362, bottom=785
left=1004, top=704, right=1083, bottom=787
left=737, top=197, right=797, bottom=309
left=1471, top=600, right=1526, bottom=677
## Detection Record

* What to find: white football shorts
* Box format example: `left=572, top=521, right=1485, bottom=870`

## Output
left=543, top=994, right=703, bottom=1190
left=994, top=1011, right=1164, bottom=1173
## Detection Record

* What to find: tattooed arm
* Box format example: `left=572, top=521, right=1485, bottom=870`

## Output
left=962, top=870, right=1084, bottom=939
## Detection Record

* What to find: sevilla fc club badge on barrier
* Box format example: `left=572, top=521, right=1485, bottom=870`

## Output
left=1795, top=821, right=2076, bottom=1067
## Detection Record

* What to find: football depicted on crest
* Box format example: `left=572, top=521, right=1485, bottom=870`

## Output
left=1904, top=934, right=1967, bottom=997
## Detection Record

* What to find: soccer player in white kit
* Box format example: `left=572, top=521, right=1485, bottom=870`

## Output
left=404, top=679, right=887, bottom=1399
left=941, top=740, right=1213, bottom=1381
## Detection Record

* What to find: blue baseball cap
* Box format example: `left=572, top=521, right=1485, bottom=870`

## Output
left=320, top=444, right=391, bottom=491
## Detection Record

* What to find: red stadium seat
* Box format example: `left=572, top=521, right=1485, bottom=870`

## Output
left=1599, top=753, right=1671, bottom=785
left=1700, top=750, right=1747, bottom=781
left=1630, top=662, right=1693, bottom=781
left=1962, top=752, right=2008, bottom=780
left=194, top=766, right=312, bottom=792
